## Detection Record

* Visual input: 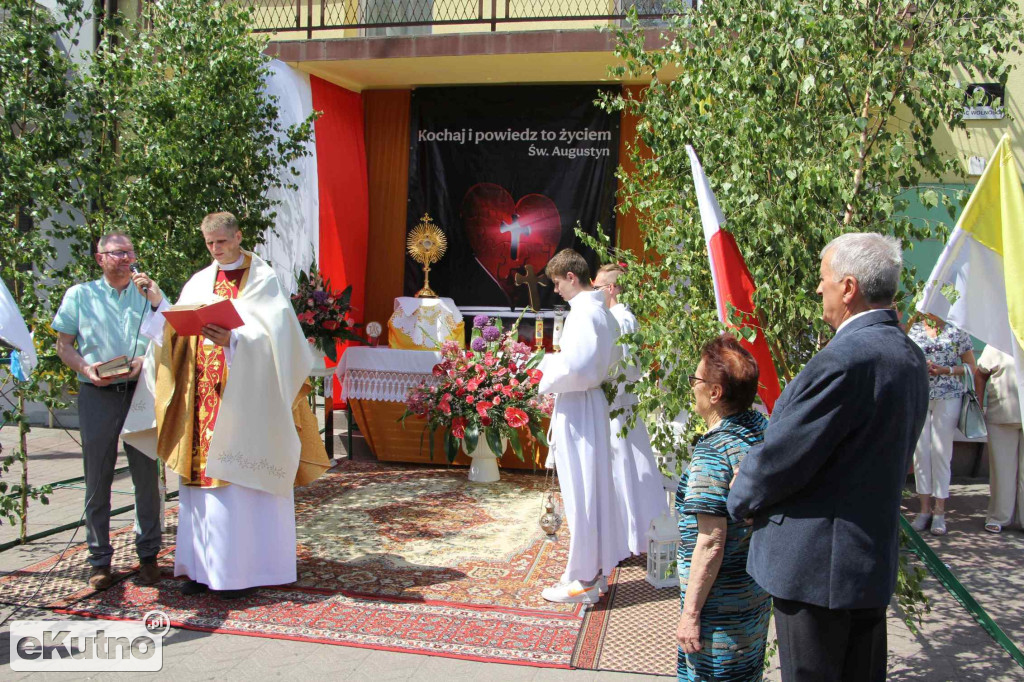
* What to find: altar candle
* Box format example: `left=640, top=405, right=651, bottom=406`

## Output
left=534, top=317, right=544, bottom=349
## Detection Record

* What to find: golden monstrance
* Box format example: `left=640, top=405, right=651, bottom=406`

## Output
left=407, top=213, right=447, bottom=298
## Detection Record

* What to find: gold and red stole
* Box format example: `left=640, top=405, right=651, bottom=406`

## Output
left=189, top=267, right=248, bottom=488
left=149, top=253, right=330, bottom=490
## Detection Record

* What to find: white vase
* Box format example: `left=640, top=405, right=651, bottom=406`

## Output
left=467, top=437, right=506, bottom=483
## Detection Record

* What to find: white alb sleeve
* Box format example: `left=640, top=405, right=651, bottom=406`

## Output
left=140, top=299, right=171, bottom=346
left=223, top=330, right=240, bottom=367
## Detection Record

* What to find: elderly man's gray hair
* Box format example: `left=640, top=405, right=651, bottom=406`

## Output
left=821, top=233, right=902, bottom=304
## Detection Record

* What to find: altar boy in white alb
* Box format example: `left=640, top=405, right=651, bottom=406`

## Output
left=538, top=250, right=628, bottom=603
left=123, top=212, right=321, bottom=598
left=592, top=264, right=669, bottom=557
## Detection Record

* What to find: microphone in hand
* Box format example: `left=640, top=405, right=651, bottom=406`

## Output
left=129, top=263, right=149, bottom=293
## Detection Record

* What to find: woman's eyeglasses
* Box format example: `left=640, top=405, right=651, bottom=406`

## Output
left=687, top=374, right=706, bottom=388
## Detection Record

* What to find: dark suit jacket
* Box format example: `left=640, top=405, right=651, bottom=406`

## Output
left=727, top=309, right=928, bottom=610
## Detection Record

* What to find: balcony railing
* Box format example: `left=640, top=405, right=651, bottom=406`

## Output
left=245, top=1, right=688, bottom=39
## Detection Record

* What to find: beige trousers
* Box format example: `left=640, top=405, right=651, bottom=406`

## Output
left=913, top=398, right=960, bottom=499
left=986, top=422, right=1024, bottom=527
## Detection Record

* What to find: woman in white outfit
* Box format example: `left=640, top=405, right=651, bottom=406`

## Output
left=975, top=346, right=1022, bottom=534
left=907, top=314, right=977, bottom=536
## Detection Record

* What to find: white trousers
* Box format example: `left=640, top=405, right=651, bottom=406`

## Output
left=175, top=480, right=297, bottom=590
left=913, top=398, right=960, bottom=499
left=986, top=422, right=1024, bottom=527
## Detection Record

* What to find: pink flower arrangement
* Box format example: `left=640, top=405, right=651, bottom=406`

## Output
left=403, top=323, right=551, bottom=463
left=290, top=262, right=363, bottom=362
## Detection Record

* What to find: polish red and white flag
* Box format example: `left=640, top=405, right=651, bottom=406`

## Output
left=686, top=145, right=782, bottom=413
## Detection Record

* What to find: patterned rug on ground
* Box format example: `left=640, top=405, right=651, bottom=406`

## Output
left=0, top=510, right=178, bottom=610
left=573, top=556, right=678, bottom=676
left=4, top=461, right=678, bottom=671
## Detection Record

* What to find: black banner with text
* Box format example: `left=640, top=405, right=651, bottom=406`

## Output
left=406, top=85, right=619, bottom=309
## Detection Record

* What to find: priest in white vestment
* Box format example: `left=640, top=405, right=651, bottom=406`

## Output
left=593, top=264, right=669, bottom=557
left=123, top=212, right=327, bottom=597
left=538, top=249, right=628, bottom=604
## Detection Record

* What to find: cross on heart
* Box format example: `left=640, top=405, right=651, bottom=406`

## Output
left=461, top=182, right=562, bottom=304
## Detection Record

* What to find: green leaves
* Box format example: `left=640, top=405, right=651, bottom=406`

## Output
left=507, top=428, right=524, bottom=462
left=444, top=430, right=459, bottom=464
left=594, top=0, right=1021, bottom=636
left=919, top=189, right=940, bottom=209
left=46, top=0, right=319, bottom=298
left=484, top=426, right=504, bottom=459
left=464, top=421, right=480, bottom=455
left=1, top=0, right=317, bottom=532
left=528, top=421, right=548, bottom=448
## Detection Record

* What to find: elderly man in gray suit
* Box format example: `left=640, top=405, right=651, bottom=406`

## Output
left=728, top=233, right=929, bottom=682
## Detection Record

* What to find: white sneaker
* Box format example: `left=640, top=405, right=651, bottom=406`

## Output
left=542, top=580, right=600, bottom=604
left=911, top=513, right=932, bottom=532
left=596, top=573, right=608, bottom=595
left=930, top=514, right=947, bottom=536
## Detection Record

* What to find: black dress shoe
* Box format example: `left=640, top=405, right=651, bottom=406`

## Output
left=181, top=579, right=209, bottom=595
left=216, top=587, right=255, bottom=600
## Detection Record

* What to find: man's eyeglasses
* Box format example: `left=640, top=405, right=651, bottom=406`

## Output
left=687, top=374, right=707, bottom=388
left=98, top=250, right=135, bottom=259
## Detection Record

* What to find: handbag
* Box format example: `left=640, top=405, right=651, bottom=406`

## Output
left=957, top=366, right=988, bottom=440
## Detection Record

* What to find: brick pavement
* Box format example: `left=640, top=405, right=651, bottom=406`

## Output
left=0, top=425, right=1021, bottom=680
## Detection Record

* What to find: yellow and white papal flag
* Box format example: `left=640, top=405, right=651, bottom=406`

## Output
left=917, top=133, right=1024, bottom=411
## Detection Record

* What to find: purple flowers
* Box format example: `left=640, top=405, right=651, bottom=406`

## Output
left=313, top=290, right=329, bottom=304
left=473, top=314, right=490, bottom=329
left=470, top=337, right=487, bottom=352
left=482, top=325, right=501, bottom=342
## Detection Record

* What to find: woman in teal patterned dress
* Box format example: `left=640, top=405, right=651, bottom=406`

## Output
left=676, top=334, right=771, bottom=681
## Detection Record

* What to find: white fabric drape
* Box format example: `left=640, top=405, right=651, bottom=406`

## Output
left=0, top=279, right=36, bottom=376
left=336, top=348, right=442, bottom=401
left=257, top=60, right=319, bottom=295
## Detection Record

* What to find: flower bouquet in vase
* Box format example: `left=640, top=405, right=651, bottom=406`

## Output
left=290, top=262, right=363, bottom=363
left=402, top=316, right=552, bottom=482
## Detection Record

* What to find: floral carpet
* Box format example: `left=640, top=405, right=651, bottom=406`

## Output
left=3, top=461, right=676, bottom=671
left=8, top=462, right=583, bottom=667
left=290, top=461, right=575, bottom=615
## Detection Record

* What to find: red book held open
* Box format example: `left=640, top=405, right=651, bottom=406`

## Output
left=162, top=299, right=244, bottom=337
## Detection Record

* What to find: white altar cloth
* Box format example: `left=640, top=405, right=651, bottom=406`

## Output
left=336, top=348, right=441, bottom=402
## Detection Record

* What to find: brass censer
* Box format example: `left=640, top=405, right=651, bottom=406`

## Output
left=539, top=492, right=562, bottom=541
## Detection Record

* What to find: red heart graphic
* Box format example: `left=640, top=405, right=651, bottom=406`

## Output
left=461, top=183, right=561, bottom=304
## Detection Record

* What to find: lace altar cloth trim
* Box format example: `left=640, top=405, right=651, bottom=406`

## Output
left=340, top=368, right=440, bottom=402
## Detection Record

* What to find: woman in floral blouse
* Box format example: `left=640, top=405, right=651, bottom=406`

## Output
left=908, top=314, right=978, bottom=535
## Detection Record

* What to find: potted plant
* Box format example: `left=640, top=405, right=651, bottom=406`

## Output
left=402, top=316, right=552, bottom=482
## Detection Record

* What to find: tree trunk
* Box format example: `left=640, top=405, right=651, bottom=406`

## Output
left=18, top=392, right=28, bottom=543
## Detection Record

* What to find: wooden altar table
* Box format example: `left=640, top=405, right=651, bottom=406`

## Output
left=337, top=347, right=545, bottom=468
